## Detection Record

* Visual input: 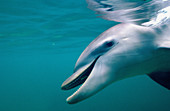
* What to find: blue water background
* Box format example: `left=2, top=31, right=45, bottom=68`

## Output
left=0, top=0, right=170, bottom=111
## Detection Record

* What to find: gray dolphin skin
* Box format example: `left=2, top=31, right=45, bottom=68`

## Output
left=61, top=0, right=170, bottom=104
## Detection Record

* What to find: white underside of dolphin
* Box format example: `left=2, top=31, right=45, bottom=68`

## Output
left=61, top=0, right=170, bottom=104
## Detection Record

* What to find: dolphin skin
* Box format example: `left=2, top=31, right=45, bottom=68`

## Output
left=61, top=0, right=170, bottom=104
left=61, top=23, right=170, bottom=104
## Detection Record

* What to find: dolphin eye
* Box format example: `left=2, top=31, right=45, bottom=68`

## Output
left=105, top=41, right=114, bottom=47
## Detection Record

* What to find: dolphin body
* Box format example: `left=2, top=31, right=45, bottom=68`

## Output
left=61, top=0, right=170, bottom=104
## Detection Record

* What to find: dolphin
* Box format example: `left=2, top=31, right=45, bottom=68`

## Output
left=61, top=0, right=170, bottom=104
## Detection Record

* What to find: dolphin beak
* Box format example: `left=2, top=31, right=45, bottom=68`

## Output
left=61, top=54, right=112, bottom=104
left=61, top=56, right=99, bottom=90
left=61, top=55, right=109, bottom=104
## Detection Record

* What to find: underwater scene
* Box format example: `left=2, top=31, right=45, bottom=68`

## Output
left=0, top=0, right=170, bottom=111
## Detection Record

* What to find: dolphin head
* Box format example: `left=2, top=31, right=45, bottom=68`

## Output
left=61, top=23, right=157, bottom=104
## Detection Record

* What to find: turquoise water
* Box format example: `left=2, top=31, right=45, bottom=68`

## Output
left=0, top=0, right=170, bottom=111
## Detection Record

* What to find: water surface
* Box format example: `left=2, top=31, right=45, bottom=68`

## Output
left=0, top=0, right=170, bottom=111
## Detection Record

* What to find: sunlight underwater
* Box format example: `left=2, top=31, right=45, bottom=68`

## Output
left=0, top=0, right=170, bottom=111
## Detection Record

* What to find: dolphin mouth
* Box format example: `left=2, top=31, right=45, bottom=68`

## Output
left=61, top=56, right=100, bottom=90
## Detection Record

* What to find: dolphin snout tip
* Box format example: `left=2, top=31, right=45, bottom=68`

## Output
left=66, top=97, right=75, bottom=104
left=61, top=86, right=65, bottom=90
left=61, top=83, right=66, bottom=90
left=66, top=94, right=81, bottom=104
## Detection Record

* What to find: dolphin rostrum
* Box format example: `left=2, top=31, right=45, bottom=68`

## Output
left=61, top=0, right=170, bottom=104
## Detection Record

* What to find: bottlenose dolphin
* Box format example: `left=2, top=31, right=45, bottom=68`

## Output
left=61, top=0, right=170, bottom=104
